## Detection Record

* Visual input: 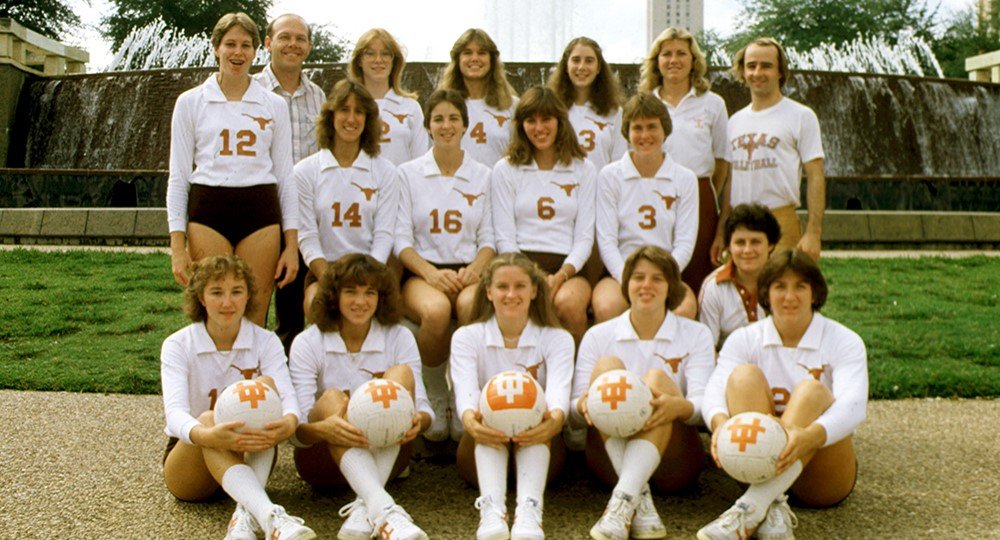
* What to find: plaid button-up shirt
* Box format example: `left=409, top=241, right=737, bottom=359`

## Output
left=254, top=64, right=326, bottom=164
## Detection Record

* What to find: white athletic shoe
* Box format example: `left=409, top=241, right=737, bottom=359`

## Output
left=372, top=504, right=429, bottom=540
left=336, top=498, right=372, bottom=540
left=510, top=497, right=544, bottom=540
left=224, top=504, right=261, bottom=540
left=756, top=496, right=798, bottom=540
left=590, top=490, right=638, bottom=540
left=475, top=494, right=510, bottom=540
left=266, top=505, right=316, bottom=540
left=630, top=487, right=666, bottom=539
left=424, top=393, right=450, bottom=442
left=696, top=501, right=760, bottom=540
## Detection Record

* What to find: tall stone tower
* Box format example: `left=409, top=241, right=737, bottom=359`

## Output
left=647, top=0, right=704, bottom=44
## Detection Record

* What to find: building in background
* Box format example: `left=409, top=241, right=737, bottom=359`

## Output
left=647, top=0, right=703, bottom=43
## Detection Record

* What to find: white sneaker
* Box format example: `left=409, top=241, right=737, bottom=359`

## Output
left=756, top=496, right=798, bottom=540
left=266, top=505, right=316, bottom=540
left=590, top=490, right=638, bottom=540
left=372, top=504, right=429, bottom=540
left=424, top=394, right=450, bottom=442
left=337, top=499, right=372, bottom=540
left=475, top=494, right=510, bottom=540
left=696, top=501, right=760, bottom=540
left=630, top=487, right=666, bottom=539
left=224, top=504, right=261, bottom=540
left=510, top=497, right=544, bottom=539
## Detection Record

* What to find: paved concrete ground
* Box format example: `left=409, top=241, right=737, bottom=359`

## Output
left=1, top=391, right=996, bottom=539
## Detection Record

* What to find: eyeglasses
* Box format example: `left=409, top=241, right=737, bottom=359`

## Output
left=362, top=50, right=394, bottom=61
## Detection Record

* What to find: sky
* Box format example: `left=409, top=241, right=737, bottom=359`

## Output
left=66, top=0, right=975, bottom=70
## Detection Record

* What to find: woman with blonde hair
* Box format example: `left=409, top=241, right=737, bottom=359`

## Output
left=167, top=12, right=299, bottom=326
left=295, top=79, right=399, bottom=317
left=639, top=27, right=731, bottom=297
left=347, top=28, right=428, bottom=165
left=451, top=253, right=575, bottom=540
left=491, top=86, right=596, bottom=344
left=438, top=28, right=518, bottom=166
left=548, top=36, right=627, bottom=170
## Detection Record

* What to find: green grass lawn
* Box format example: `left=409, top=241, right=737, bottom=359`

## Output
left=0, top=249, right=996, bottom=398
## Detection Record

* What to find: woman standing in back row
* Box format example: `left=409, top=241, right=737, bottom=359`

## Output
left=167, top=13, right=299, bottom=325
left=438, top=28, right=519, bottom=167
left=640, top=27, right=731, bottom=296
left=347, top=28, right=429, bottom=165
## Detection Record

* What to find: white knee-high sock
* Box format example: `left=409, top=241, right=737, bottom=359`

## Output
left=339, top=448, right=394, bottom=519
left=221, top=464, right=274, bottom=527
left=738, top=460, right=804, bottom=522
left=514, top=444, right=550, bottom=506
left=614, top=439, right=661, bottom=498
left=475, top=443, right=509, bottom=504
left=244, top=447, right=275, bottom=486
left=373, top=445, right=401, bottom=485
left=604, top=437, right=627, bottom=475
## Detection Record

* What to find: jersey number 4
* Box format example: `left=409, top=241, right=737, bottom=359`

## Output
left=332, top=202, right=362, bottom=228
left=219, top=129, right=257, bottom=157
left=469, top=122, right=487, bottom=144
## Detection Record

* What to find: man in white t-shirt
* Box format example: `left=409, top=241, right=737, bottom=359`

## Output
left=254, top=13, right=326, bottom=353
left=713, top=37, right=825, bottom=264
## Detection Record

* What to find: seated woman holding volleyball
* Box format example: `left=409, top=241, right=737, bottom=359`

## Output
left=450, top=253, right=575, bottom=540
left=698, top=249, right=868, bottom=540
left=160, top=254, right=314, bottom=540
left=572, top=245, right=714, bottom=540
left=288, top=253, right=431, bottom=540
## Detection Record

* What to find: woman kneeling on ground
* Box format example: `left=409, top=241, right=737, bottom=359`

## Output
left=289, top=253, right=431, bottom=540
left=160, top=254, right=314, bottom=540
left=698, top=249, right=868, bottom=540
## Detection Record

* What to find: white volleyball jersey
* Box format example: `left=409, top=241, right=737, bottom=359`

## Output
left=697, top=261, right=765, bottom=351
left=596, top=153, right=699, bottom=281
left=491, top=157, right=596, bottom=272
left=571, top=310, right=715, bottom=427
left=462, top=98, right=517, bottom=167
left=376, top=90, right=430, bottom=166
left=161, top=319, right=301, bottom=444
left=167, top=75, right=297, bottom=233
left=450, top=317, right=575, bottom=419
left=728, top=97, right=824, bottom=209
left=567, top=103, right=628, bottom=170
left=287, top=321, right=432, bottom=422
left=394, top=150, right=495, bottom=265
left=702, top=313, right=868, bottom=447
left=658, top=87, right=730, bottom=179
left=295, top=149, right=399, bottom=265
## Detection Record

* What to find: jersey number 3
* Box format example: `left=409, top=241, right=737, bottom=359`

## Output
left=219, top=129, right=256, bottom=157
left=638, top=205, right=656, bottom=230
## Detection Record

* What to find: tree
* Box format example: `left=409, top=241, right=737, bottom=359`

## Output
left=728, top=0, right=940, bottom=52
left=102, top=0, right=271, bottom=49
left=307, top=24, right=349, bottom=63
left=0, top=0, right=80, bottom=40
left=933, top=6, right=1000, bottom=78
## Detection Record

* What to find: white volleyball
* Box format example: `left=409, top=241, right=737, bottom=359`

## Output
left=479, top=371, right=546, bottom=437
left=347, top=379, right=415, bottom=448
left=214, top=380, right=283, bottom=431
left=585, top=369, right=652, bottom=438
left=717, top=412, right=788, bottom=484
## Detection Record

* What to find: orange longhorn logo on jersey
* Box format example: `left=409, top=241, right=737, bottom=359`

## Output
left=486, top=110, right=510, bottom=126
left=653, top=353, right=686, bottom=374
left=485, top=372, right=538, bottom=410
left=359, top=368, right=387, bottom=379
left=387, top=111, right=411, bottom=124
left=549, top=181, right=579, bottom=197
left=453, top=188, right=484, bottom=206
left=242, top=113, right=273, bottom=130
left=366, top=380, right=400, bottom=409
left=515, top=361, right=543, bottom=380
left=726, top=417, right=767, bottom=452
left=653, top=190, right=678, bottom=210
left=230, top=364, right=260, bottom=380
left=351, top=182, right=379, bottom=201
left=597, top=374, right=632, bottom=410
left=586, top=117, right=611, bottom=131
left=798, top=363, right=827, bottom=381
